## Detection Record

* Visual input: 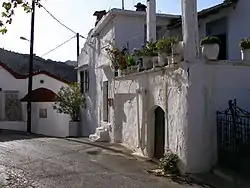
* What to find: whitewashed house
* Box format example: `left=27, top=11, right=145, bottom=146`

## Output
left=77, top=4, right=180, bottom=137
left=0, top=49, right=76, bottom=137
left=78, top=0, right=250, bottom=174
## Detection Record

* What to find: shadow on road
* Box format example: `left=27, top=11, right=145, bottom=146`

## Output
left=0, top=129, right=46, bottom=142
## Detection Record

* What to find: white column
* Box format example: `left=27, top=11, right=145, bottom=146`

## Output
left=181, top=0, right=199, bottom=62
left=146, top=0, right=156, bottom=42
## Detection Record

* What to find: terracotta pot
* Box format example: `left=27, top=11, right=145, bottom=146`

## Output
left=241, top=49, right=250, bottom=61
left=202, top=43, right=220, bottom=60
left=158, top=53, right=168, bottom=66
left=142, top=56, right=153, bottom=70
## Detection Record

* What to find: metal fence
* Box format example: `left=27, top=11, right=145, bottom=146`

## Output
left=217, top=99, right=250, bottom=172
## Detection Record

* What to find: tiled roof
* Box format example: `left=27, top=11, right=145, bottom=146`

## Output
left=0, top=48, right=77, bottom=82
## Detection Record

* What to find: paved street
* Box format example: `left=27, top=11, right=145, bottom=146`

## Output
left=0, top=131, right=208, bottom=188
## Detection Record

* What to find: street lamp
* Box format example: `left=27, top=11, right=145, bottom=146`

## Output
left=20, top=36, right=30, bottom=42
left=27, top=0, right=36, bottom=133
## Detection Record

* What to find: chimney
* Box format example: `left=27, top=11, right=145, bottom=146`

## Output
left=134, top=2, right=147, bottom=11
left=93, top=10, right=107, bottom=26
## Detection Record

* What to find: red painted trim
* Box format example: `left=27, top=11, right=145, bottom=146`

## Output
left=0, top=61, right=71, bottom=84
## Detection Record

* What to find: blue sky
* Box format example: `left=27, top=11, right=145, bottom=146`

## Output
left=0, top=0, right=223, bottom=62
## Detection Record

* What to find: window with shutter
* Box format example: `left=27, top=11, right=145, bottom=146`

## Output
left=80, top=69, right=89, bottom=93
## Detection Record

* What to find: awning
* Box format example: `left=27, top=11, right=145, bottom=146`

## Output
left=21, top=88, right=58, bottom=102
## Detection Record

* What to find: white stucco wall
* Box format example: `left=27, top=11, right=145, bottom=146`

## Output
left=113, top=67, right=188, bottom=161
left=0, top=66, right=71, bottom=136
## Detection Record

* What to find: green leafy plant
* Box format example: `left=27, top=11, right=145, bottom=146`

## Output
left=53, top=83, right=84, bottom=122
left=156, top=37, right=178, bottom=55
left=159, top=150, right=180, bottom=175
left=125, top=54, right=136, bottom=67
left=240, top=38, right=250, bottom=50
left=141, top=42, right=158, bottom=56
left=200, top=36, right=219, bottom=46
left=1, top=0, right=42, bottom=34
left=106, top=46, right=128, bottom=70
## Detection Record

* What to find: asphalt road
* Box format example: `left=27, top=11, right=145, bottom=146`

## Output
left=0, top=130, right=206, bottom=188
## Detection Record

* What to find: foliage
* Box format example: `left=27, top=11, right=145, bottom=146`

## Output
left=53, top=83, right=84, bottom=122
left=240, top=38, right=250, bottom=50
left=156, top=37, right=177, bottom=55
left=141, top=41, right=158, bottom=56
left=105, top=46, right=127, bottom=70
left=125, top=54, right=135, bottom=67
left=200, top=36, right=219, bottom=46
left=159, top=150, right=180, bottom=175
left=1, top=0, right=42, bottom=34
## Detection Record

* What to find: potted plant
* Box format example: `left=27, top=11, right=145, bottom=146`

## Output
left=240, top=38, right=250, bottom=61
left=53, top=83, right=84, bottom=137
left=141, top=42, right=158, bottom=69
left=126, top=54, right=137, bottom=74
left=156, top=37, right=172, bottom=66
left=200, top=36, right=220, bottom=61
left=106, top=46, right=127, bottom=76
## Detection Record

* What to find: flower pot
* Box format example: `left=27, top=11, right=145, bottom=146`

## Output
left=152, top=56, right=158, bottom=68
left=167, top=56, right=173, bottom=65
left=172, top=41, right=184, bottom=63
left=142, top=56, right=153, bottom=70
left=158, top=53, right=168, bottom=66
left=201, top=43, right=220, bottom=60
left=241, top=49, right=250, bottom=61
left=130, top=65, right=138, bottom=73
left=69, top=121, right=79, bottom=137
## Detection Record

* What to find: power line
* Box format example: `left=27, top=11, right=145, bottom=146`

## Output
left=40, top=4, right=86, bottom=39
left=41, top=35, right=76, bottom=57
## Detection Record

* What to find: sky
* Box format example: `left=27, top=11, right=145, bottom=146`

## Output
left=0, top=0, right=223, bottom=62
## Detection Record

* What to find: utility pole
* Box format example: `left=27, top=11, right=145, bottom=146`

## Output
left=122, top=0, right=124, bottom=9
left=77, top=33, right=80, bottom=59
left=27, top=0, right=36, bottom=133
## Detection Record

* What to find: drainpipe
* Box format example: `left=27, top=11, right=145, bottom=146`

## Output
left=146, top=0, right=156, bottom=42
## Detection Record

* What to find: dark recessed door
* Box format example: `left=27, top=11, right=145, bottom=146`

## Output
left=154, top=107, right=165, bottom=159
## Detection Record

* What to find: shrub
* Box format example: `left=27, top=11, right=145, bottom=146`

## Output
left=156, top=37, right=177, bottom=55
left=240, top=38, right=250, bottom=50
left=200, top=36, right=219, bottom=46
left=141, top=41, right=158, bottom=56
left=125, top=54, right=136, bottom=67
left=105, top=46, right=127, bottom=70
left=159, top=150, right=180, bottom=175
left=53, top=83, right=84, bottom=122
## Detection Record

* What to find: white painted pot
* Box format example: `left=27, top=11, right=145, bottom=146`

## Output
left=241, top=49, right=250, bottom=61
left=202, top=44, right=220, bottom=60
left=172, top=41, right=184, bottom=63
left=152, top=56, right=158, bottom=68
left=142, top=56, right=153, bottom=70
left=167, top=56, right=173, bottom=64
left=118, top=69, right=122, bottom=76
left=158, top=53, right=168, bottom=66
left=69, top=121, right=79, bottom=137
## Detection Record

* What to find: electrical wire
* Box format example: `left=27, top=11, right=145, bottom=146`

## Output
left=40, top=4, right=86, bottom=39
left=41, top=35, right=76, bottom=57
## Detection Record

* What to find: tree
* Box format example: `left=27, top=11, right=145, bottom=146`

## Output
left=0, top=0, right=41, bottom=34
left=53, top=83, right=84, bottom=122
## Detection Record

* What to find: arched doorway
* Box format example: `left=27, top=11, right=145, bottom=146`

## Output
left=154, top=106, right=165, bottom=159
